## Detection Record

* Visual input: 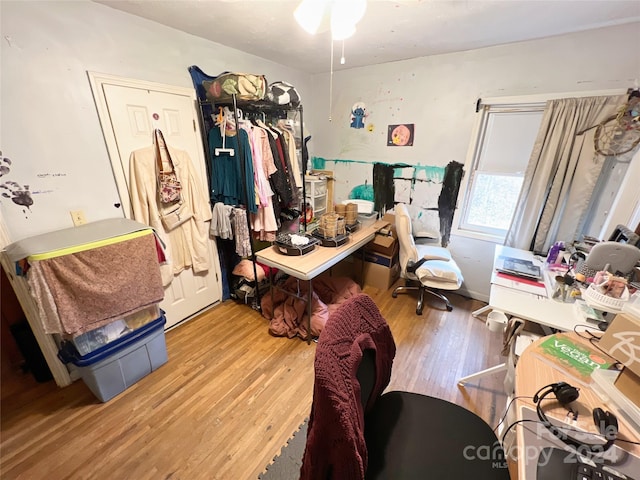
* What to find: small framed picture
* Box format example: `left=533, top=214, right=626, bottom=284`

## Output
left=387, top=124, right=414, bottom=146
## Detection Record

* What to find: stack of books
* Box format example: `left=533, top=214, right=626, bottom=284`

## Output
left=496, top=256, right=543, bottom=281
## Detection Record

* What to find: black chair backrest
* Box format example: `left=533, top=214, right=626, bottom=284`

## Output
left=608, top=224, right=640, bottom=248
left=356, top=348, right=377, bottom=410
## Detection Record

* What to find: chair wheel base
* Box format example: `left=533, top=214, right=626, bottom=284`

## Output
left=392, top=284, right=454, bottom=313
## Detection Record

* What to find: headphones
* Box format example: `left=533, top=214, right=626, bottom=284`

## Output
left=534, top=382, right=618, bottom=453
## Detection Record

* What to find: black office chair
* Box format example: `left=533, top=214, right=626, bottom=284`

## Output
left=300, top=294, right=510, bottom=480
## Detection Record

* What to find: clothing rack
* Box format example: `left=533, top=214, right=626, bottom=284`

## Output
left=194, top=94, right=307, bottom=311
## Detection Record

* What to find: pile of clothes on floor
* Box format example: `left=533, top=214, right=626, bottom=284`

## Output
left=261, top=275, right=361, bottom=340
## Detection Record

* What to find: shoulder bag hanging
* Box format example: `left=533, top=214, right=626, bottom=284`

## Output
left=155, top=129, right=182, bottom=204
left=159, top=200, right=193, bottom=231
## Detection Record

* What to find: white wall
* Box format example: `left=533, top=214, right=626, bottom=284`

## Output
left=0, top=0, right=312, bottom=242
left=2, top=2, right=638, bottom=302
left=308, top=23, right=640, bottom=301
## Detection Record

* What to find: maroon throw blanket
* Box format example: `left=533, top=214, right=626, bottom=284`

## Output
left=300, top=294, right=396, bottom=480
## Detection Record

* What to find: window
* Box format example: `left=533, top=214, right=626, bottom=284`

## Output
left=458, top=103, right=545, bottom=240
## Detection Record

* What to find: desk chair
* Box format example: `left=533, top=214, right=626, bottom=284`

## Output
left=392, top=203, right=463, bottom=313
left=300, top=294, right=510, bottom=480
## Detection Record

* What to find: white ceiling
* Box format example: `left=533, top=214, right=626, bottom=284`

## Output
left=95, top=0, right=640, bottom=74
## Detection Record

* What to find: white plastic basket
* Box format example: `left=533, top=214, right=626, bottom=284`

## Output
left=583, top=284, right=629, bottom=312
left=341, top=199, right=374, bottom=214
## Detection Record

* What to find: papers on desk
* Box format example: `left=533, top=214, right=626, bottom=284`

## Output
left=493, top=271, right=547, bottom=296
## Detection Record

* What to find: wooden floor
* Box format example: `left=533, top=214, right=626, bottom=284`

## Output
left=1, top=284, right=510, bottom=480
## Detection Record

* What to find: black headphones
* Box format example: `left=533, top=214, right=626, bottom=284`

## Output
left=534, top=382, right=618, bottom=453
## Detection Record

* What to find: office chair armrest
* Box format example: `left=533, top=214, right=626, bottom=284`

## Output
left=407, top=258, right=428, bottom=274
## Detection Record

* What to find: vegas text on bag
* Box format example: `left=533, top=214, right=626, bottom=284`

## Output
left=154, top=129, right=182, bottom=204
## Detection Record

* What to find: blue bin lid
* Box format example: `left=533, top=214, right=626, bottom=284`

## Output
left=58, top=313, right=166, bottom=367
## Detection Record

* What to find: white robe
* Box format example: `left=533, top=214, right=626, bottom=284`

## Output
left=129, top=143, right=212, bottom=286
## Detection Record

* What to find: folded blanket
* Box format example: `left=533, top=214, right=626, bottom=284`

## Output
left=28, top=232, right=164, bottom=335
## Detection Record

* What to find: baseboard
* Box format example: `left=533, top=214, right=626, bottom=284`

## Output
left=457, top=286, right=489, bottom=304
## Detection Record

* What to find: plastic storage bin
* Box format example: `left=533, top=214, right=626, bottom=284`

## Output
left=358, top=211, right=378, bottom=228
left=69, top=304, right=160, bottom=356
left=59, top=314, right=168, bottom=402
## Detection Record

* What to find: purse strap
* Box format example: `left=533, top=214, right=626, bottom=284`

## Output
left=154, top=129, right=176, bottom=174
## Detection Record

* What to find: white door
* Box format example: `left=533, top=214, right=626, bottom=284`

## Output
left=89, top=73, right=221, bottom=329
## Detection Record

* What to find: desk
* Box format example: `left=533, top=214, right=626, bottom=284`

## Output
left=256, top=219, right=388, bottom=341
left=459, top=246, right=581, bottom=385
left=512, top=333, right=640, bottom=479
left=474, top=245, right=578, bottom=332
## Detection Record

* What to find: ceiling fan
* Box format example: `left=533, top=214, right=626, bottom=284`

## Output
left=294, top=0, right=367, bottom=40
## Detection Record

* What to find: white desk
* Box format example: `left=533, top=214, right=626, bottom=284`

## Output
left=256, top=219, right=388, bottom=341
left=474, top=245, right=578, bottom=332
left=459, top=245, right=581, bottom=385
left=256, top=219, right=387, bottom=281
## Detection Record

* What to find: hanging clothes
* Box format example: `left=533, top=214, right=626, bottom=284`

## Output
left=210, top=202, right=234, bottom=240
left=271, top=126, right=301, bottom=207
left=231, top=207, right=252, bottom=257
left=208, top=126, right=257, bottom=213
left=240, top=123, right=278, bottom=241
left=252, top=122, right=292, bottom=225
left=277, top=119, right=303, bottom=189
left=129, top=138, right=212, bottom=286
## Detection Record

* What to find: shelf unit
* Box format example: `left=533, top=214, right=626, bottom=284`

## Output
left=305, top=175, right=327, bottom=219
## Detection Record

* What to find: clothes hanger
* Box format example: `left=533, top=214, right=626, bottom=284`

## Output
left=214, top=108, right=235, bottom=157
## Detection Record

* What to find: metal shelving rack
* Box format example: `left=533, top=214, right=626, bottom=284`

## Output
left=194, top=94, right=306, bottom=310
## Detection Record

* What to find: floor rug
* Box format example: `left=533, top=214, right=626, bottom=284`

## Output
left=259, top=418, right=308, bottom=479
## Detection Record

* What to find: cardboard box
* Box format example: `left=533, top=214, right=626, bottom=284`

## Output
left=614, top=367, right=640, bottom=408
left=366, top=213, right=398, bottom=256
left=382, top=212, right=396, bottom=233
left=599, top=313, right=640, bottom=377
left=362, top=244, right=399, bottom=267
left=354, top=258, right=400, bottom=290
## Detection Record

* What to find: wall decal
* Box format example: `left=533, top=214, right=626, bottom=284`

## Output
left=437, top=161, right=464, bottom=247
left=350, top=102, right=368, bottom=129
left=0, top=151, right=34, bottom=216
left=387, top=124, right=414, bottom=146
left=311, top=157, right=326, bottom=170
left=0, top=180, right=33, bottom=209
left=373, top=163, right=395, bottom=213
left=0, top=155, right=10, bottom=176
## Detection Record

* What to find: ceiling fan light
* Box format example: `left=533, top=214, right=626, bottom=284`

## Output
left=348, top=0, right=368, bottom=25
left=331, top=19, right=356, bottom=40
left=330, top=0, right=366, bottom=40
left=294, top=0, right=329, bottom=35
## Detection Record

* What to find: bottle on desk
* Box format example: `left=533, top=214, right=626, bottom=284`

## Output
left=545, top=241, right=564, bottom=265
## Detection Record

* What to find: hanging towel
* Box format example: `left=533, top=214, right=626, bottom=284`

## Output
left=27, top=232, right=164, bottom=335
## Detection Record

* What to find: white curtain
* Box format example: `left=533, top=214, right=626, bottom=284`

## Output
left=504, top=94, right=626, bottom=253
